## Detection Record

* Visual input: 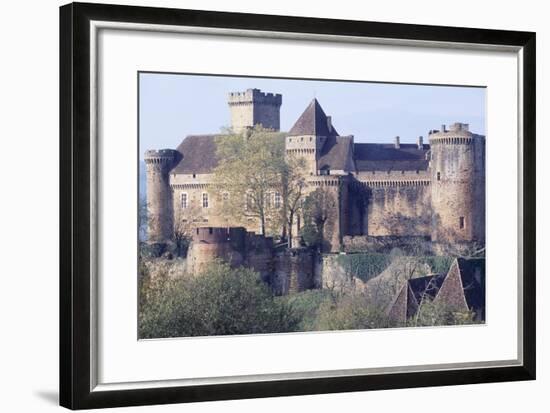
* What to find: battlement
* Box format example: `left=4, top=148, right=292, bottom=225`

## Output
left=144, top=149, right=179, bottom=164
left=192, top=226, right=246, bottom=244
left=228, top=88, right=282, bottom=106
left=448, top=122, right=469, bottom=132
left=428, top=122, right=473, bottom=144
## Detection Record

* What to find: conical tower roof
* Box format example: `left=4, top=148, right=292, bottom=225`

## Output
left=288, top=98, right=338, bottom=137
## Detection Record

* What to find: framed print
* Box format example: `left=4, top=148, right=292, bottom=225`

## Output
left=59, top=2, right=536, bottom=409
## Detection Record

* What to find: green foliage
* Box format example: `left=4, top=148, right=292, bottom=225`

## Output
left=138, top=195, right=148, bottom=242
left=423, top=256, right=454, bottom=275
left=300, top=221, right=322, bottom=249
left=408, top=298, right=478, bottom=327
left=314, top=292, right=391, bottom=331
left=212, top=126, right=287, bottom=235
left=336, top=253, right=452, bottom=281
left=300, top=188, right=337, bottom=251
left=281, top=289, right=333, bottom=331
left=337, top=253, right=392, bottom=282
left=139, top=261, right=300, bottom=338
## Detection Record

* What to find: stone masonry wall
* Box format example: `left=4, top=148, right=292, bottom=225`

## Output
left=429, top=125, right=485, bottom=243
left=365, top=183, right=432, bottom=237
left=144, top=150, right=179, bottom=243
left=228, top=89, right=282, bottom=133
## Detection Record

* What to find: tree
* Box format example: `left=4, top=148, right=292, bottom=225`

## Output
left=139, top=261, right=300, bottom=338
left=301, top=188, right=337, bottom=251
left=212, top=126, right=286, bottom=235
left=278, top=153, right=307, bottom=248
left=173, top=202, right=203, bottom=256
left=138, top=195, right=148, bottom=242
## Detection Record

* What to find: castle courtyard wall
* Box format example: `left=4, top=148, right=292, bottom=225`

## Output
left=361, top=181, right=431, bottom=237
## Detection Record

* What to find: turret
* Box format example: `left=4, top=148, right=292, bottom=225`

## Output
left=429, top=122, right=485, bottom=244
left=144, top=149, right=179, bottom=243
left=227, top=88, right=282, bottom=133
left=286, top=98, right=338, bottom=175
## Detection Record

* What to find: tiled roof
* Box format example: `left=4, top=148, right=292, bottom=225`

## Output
left=354, top=143, right=430, bottom=172
left=317, top=136, right=354, bottom=172
left=288, top=98, right=339, bottom=137
left=172, top=134, right=220, bottom=174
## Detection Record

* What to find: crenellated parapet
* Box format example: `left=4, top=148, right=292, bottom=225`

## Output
left=228, top=88, right=282, bottom=132
left=429, top=123, right=486, bottom=244
left=228, top=88, right=282, bottom=107
left=144, top=149, right=179, bottom=169
left=144, top=149, right=180, bottom=243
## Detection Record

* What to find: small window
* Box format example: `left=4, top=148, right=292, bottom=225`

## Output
left=437, top=172, right=441, bottom=181
left=181, top=192, right=188, bottom=209
left=202, top=192, right=209, bottom=208
left=274, top=192, right=282, bottom=208
left=459, top=216, right=465, bottom=229
left=222, top=192, right=229, bottom=204
left=192, top=173, right=196, bottom=178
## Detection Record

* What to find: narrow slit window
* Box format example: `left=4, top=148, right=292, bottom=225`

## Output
left=437, top=171, right=441, bottom=181
left=459, top=216, right=465, bottom=229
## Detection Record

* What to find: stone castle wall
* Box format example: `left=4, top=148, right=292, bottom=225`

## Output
left=429, top=123, right=485, bottom=243
left=272, top=249, right=315, bottom=295
left=364, top=183, right=432, bottom=237
left=186, top=227, right=277, bottom=282
left=186, top=227, right=316, bottom=296
left=285, top=135, right=324, bottom=175
left=144, top=149, right=179, bottom=243
left=228, top=89, right=282, bottom=133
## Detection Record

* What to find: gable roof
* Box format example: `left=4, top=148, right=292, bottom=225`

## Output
left=387, top=273, right=447, bottom=322
left=172, top=134, right=220, bottom=174
left=353, top=143, right=430, bottom=172
left=288, top=98, right=339, bottom=137
left=456, top=257, right=486, bottom=315
left=405, top=274, right=446, bottom=319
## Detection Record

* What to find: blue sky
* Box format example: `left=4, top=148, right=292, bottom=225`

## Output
left=139, top=73, right=485, bottom=159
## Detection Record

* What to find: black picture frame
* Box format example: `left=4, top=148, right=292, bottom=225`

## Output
left=60, top=2, right=536, bottom=410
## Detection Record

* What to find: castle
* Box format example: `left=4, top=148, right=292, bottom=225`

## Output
left=145, top=88, right=485, bottom=254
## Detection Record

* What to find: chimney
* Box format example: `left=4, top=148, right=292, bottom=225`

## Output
left=441, top=124, right=446, bottom=133
left=417, top=136, right=423, bottom=149
left=326, top=116, right=332, bottom=133
left=394, top=136, right=400, bottom=149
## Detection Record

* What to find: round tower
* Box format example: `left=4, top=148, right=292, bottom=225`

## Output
left=144, top=149, right=178, bottom=243
left=187, top=227, right=246, bottom=274
left=429, top=123, right=485, bottom=244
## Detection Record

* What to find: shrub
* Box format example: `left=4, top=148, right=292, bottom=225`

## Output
left=314, top=292, right=391, bottom=331
left=337, top=253, right=392, bottom=282
left=139, top=261, right=300, bottom=338
left=408, top=298, right=477, bottom=327
left=423, top=256, right=454, bottom=275
left=281, top=289, right=333, bottom=331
